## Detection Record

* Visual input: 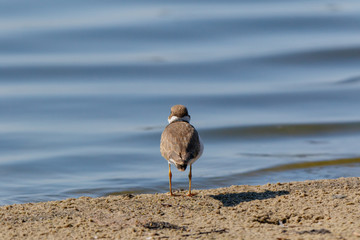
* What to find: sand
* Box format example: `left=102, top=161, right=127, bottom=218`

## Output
left=1, top=177, right=360, bottom=240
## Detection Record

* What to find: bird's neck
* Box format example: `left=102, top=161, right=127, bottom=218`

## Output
left=168, top=115, right=190, bottom=124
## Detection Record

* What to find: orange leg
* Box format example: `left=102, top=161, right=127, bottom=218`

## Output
left=168, top=163, right=174, bottom=196
left=187, top=165, right=196, bottom=196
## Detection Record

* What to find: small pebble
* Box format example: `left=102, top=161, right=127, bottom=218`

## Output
left=332, top=194, right=347, bottom=199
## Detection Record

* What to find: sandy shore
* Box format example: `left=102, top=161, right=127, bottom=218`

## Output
left=1, top=177, right=359, bottom=240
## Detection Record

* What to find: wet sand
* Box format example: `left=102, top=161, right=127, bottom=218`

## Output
left=1, top=177, right=359, bottom=239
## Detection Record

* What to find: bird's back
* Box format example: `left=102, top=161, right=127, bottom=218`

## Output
left=160, top=121, right=201, bottom=170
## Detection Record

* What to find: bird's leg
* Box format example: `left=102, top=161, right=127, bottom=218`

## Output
left=187, top=165, right=196, bottom=196
left=168, top=163, right=174, bottom=196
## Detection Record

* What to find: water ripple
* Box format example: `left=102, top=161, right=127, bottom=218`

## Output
left=202, top=121, right=360, bottom=140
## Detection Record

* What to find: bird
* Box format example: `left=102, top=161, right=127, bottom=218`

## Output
left=160, top=105, right=204, bottom=196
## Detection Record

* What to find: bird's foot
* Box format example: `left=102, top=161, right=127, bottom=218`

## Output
left=168, top=192, right=179, bottom=197
left=186, top=192, right=197, bottom=197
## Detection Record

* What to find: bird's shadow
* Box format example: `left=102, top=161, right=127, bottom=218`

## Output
left=210, top=190, right=289, bottom=207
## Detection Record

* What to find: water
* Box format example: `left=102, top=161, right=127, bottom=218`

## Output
left=1, top=0, right=360, bottom=205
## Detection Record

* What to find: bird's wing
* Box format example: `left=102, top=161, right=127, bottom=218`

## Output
left=160, top=122, right=200, bottom=164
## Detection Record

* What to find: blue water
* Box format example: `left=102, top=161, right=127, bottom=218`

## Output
left=1, top=0, right=360, bottom=205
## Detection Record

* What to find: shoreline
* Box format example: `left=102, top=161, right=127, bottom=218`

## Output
left=1, top=177, right=360, bottom=239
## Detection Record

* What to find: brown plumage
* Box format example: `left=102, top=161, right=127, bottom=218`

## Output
left=160, top=121, right=201, bottom=171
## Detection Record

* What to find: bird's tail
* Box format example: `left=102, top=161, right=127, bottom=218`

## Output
left=169, top=152, right=189, bottom=171
left=175, top=163, right=187, bottom=171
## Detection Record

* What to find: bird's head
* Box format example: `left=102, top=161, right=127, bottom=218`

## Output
left=168, top=105, right=191, bottom=124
